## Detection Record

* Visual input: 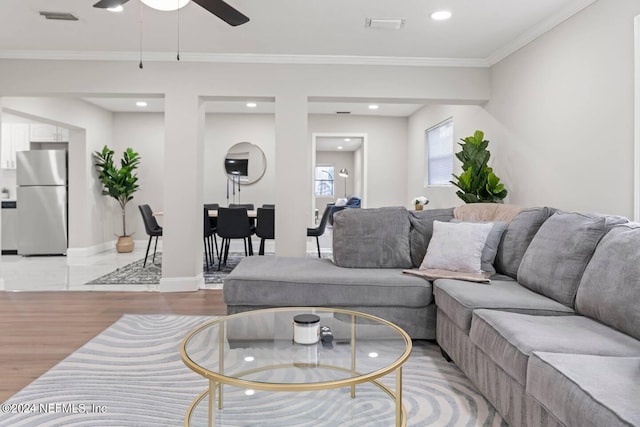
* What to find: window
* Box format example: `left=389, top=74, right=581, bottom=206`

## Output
left=426, top=118, right=454, bottom=186
left=314, top=165, right=334, bottom=196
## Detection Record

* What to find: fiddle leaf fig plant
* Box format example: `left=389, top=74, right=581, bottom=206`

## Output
left=93, top=146, right=141, bottom=237
left=450, top=130, right=507, bottom=203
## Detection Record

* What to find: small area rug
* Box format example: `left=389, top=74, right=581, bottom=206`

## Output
left=0, top=314, right=507, bottom=427
left=85, top=252, right=243, bottom=286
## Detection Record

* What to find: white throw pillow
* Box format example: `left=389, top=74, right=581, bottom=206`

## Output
left=420, top=220, right=493, bottom=274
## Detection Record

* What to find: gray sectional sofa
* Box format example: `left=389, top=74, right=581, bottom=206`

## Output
left=223, top=204, right=640, bottom=427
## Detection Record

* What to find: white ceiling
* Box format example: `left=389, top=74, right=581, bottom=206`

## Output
left=0, top=0, right=596, bottom=116
left=0, top=0, right=595, bottom=64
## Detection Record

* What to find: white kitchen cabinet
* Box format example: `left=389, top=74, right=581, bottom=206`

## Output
left=29, top=123, right=69, bottom=142
left=1, top=123, right=30, bottom=169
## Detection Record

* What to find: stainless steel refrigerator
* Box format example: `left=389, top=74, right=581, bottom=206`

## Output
left=16, top=150, right=68, bottom=255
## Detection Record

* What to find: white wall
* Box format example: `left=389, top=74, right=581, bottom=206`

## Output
left=407, top=104, right=501, bottom=209
left=309, top=115, right=408, bottom=208
left=482, top=0, right=640, bottom=217
left=204, top=113, right=276, bottom=208
left=112, top=112, right=165, bottom=240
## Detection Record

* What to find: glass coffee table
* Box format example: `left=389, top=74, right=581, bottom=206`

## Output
left=181, top=307, right=412, bottom=427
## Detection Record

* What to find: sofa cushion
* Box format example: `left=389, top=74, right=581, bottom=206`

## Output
left=453, top=203, right=524, bottom=223
left=434, top=279, right=574, bottom=333
left=223, top=256, right=433, bottom=308
left=408, top=208, right=454, bottom=267
left=527, top=352, right=640, bottom=427
left=517, top=211, right=607, bottom=307
left=469, top=310, right=640, bottom=386
left=576, top=223, right=640, bottom=340
left=332, top=207, right=412, bottom=268
left=421, top=220, right=493, bottom=274
left=451, top=220, right=507, bottom=274
left=494, top=207, right=553, bottom=278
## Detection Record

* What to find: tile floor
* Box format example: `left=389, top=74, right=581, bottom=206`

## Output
left=0, top=228, right=333, bottom=292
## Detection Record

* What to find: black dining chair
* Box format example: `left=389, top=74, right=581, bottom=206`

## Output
left=307, top=204, right=331, bottom=258
left=203, top=207, right=217, bottom=270
left=262, top=204, right=275, bottom=209
left=229, top=203, right=256, bottom=227
left=216, top=207, right=254, bottom=270
left=204, top=203, right=219, bottom=260
left=138, top=204, right=163, bottom=267
left=255, top=207, right=275, bottom=255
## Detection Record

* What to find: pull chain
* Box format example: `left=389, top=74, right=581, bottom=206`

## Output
left=138, top=1, right=143, bottom=69
left=176, top=0, right=181, bottom=61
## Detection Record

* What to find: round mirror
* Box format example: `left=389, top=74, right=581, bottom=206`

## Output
left=224, top=142, right=266, bottom=185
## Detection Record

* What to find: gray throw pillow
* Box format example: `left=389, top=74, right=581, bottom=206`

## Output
left=494, top=207, right=553, bottom=278
left=332, top=207, right=412, bottom=268
left=408, top=208, right=454, bottom=267
left=452, top=220, right=507, bottom=274
left=576, top=223, right=640, bottom=340
left=517, top=211, right=607, bottom=307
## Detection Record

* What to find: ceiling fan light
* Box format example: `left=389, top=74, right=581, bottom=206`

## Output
left=140, top=0, right=190, bottom=12
left=107, top=5, right=124, bottom=12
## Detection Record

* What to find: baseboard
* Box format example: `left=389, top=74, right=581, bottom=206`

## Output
left=159, top=274, right=203, bottom=292
left=67, top=241, right=113, bottom=257
left=67, top=239, right=159, bottom=258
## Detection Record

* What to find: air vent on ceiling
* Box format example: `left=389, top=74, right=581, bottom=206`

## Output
left=365, top=18, right=405, bottom=30
left=39, top=11, right=79, bottom=21
left=336, top=111, right=351, bottom=115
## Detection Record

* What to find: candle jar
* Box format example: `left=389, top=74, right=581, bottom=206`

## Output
left=293, top=314, right=320, bottom=345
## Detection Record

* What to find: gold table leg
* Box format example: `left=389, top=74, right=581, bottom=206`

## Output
left=208, top=379, right=215, bottom=427
left=396, top=367, right=403, bottom=427
left=351, top=314, right=356, bottom=398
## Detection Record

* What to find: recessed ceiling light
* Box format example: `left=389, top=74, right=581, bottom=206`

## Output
left=344, top=138, right=351, bottom=142
left=369, top=352, right=379, bottom=358
left=430, top=10, right=452, bottom=21
left=368, top=104, right=379, bottom=110
left=244, top=356, right=255, bottom=362
left=245, top=389, right=255, bottom=396
left=337, top=146, right=343, bottom=150
left=246, top=102, right=257, bottom=108
left=136, top=101, right=148, bottom=107
left=107, top=5, right=124, bottom=12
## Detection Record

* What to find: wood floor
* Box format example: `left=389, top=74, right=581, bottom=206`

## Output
left=0, top=290, right=226, bottom=402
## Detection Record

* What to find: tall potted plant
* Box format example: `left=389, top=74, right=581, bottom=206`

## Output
left=450, top=130, right=507, bottom=203
left=93, top=146, right=141, bottom=253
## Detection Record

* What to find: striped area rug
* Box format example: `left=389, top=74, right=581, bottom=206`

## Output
left=0, top=315, right=507, bottom=427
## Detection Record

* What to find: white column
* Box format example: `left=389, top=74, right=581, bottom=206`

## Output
left=274, top=93, right=310, bottom=256
left=159, top=92, right=205, bottom=292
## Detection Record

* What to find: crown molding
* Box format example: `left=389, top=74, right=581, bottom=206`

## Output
left=0, top=50, right=490, bottom=68
left=486, top=0, right=598, bottom=66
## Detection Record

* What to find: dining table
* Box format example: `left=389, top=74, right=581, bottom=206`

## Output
left=153, top=209, right=258, bottom=218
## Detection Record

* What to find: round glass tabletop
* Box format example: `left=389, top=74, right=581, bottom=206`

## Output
left=181, top=307, right=412, bottom=391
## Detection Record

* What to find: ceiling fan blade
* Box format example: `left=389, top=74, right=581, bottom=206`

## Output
left=193, top=0, right=250, bottom=26
left=93, top=0, right=130, bottom=9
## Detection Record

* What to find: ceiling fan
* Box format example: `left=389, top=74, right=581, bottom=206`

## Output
left=93, top=0, right=250, bottom=26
